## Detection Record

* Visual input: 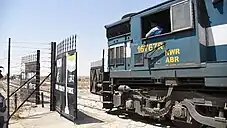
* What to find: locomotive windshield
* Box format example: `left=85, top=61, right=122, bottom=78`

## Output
left=106, top=21, right=130, bottom=38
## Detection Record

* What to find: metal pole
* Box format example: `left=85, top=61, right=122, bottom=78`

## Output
left=50, top=42, right=56, bottom=111
left=53, top=42, right=56, bottom=110
left=36, top=50, right=40, bottom=104
left=14, top=93, right=17, bottom=111
left=65, top=52, right=69, bottom=114
left=6, top=38, right=11, bottom=128
left=50, top=42, right=53, bottom=110
left=41, top=92, right=44, bottom=108
left=74, top=51, right=78, bottom=120
left=73, top=35, right=77, bottom=120
left=124, top=41, right=127, bottom=70
left=102, top=49, right=104, bottom=73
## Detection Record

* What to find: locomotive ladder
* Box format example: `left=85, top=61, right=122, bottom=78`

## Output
left=102, top=80, right=113, bottom=109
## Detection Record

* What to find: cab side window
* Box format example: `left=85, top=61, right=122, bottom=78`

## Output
left=141, top=0, right=194, bottom=39
left=171, top=0, right=194, bottom=32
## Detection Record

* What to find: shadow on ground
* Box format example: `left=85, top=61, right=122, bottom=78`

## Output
left=107, top=109, right=176, bottom=128
left=74, top=110, right=104, bottom=125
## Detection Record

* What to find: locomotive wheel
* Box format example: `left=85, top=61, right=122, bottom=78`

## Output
left=166, top=107, right=206, bottom=128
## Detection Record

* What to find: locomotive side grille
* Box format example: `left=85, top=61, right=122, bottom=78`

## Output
left=177, top=77, right=205, bottom=86
left=134, top=53, right=144, bottom=66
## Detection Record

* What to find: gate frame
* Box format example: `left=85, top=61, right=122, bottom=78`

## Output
left=50, top=35, right=78, bottom=121
left=50, top=42, right=56, bottom=111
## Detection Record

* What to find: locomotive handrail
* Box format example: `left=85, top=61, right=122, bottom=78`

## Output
left=144, top=42, right=167, bottom=59
left=143, top=42, right=167, bottom=74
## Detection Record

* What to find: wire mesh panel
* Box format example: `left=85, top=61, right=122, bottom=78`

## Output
left=55, top=34, right=77, bottom=121
left=20, top=53, right=38, bottom=103
left=0, top=39, right=52, bottom=124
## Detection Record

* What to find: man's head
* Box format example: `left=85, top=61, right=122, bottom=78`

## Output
left=150, top=22, right=157, bottom=28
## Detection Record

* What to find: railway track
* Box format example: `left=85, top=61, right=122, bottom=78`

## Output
left=1, top=81, right=105, bottom=111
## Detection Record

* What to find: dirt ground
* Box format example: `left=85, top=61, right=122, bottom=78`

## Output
left=8, top=89, right=166, bottom=128
left=39, top=76, right=90, bottom=92
left=0, top=77, right=171, bottom=128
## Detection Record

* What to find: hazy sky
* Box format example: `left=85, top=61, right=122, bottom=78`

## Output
left=0, top=0, right=165, bottom=76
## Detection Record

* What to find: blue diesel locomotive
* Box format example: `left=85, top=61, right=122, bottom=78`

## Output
left=90, top=0, right=227, bottom=127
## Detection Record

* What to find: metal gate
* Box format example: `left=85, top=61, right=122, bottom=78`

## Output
left=54, top=35, right=77, bottom=121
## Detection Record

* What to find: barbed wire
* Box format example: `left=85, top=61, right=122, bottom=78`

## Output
left=0, top=54, right=51, bottom=61
left=2, top=48, right=51, bottom=54
left=0, top=57, right=21, bottom=60
left=40, top=52, right=51, bottom=56
left=41, top=61, right=51, bottom=63
left=3, top=41, right=51, bottom=45
left=10, top=49, right=46, bottom=53
left=40, top=57, right=51, bottom=59
left=1, top=41, right=53, bottom=76
left=11, top=46, right=50, bottom=50
left=11, top=46, right=51, bottom=50
left=11, top=66, right=21, bottom=69
left=0, top=58, right=51, bottom=63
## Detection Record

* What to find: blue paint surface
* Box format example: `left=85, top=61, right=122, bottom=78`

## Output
left=105, top=0, right=227, bottom=79
left=204, top=0, right=227, bottom=27
left=200, top=0, right=227, bottom=62
left=208, top=44, right=227, bottom=62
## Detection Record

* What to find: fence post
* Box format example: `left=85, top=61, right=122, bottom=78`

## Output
left=14, top=93, right=17, bottom=111
left=50, top=42, right=56, bottom=111
left=41, top=92, right=44, bottom=108
left=74, top=51, right=78, bottom=120
left=6, top=38, right=11, bottom=128
left=36, top=50, right=40, bottom=104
